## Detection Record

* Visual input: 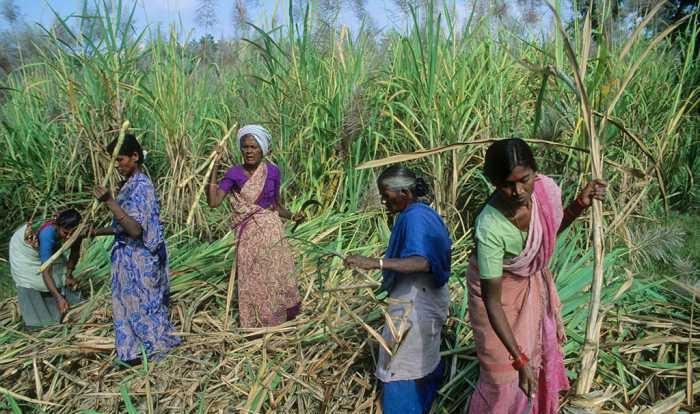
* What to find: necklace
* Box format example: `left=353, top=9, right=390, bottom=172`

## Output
left=493, top=194, right=530, bottom=245
left=513, top=210, right=527, bottom=246
left=504, top=198, right=529, bottom=246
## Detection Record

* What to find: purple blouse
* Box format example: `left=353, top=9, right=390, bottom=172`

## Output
left=218, top=163, right=281, bottom=208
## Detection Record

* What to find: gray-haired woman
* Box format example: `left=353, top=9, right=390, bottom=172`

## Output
left=344, top=165, right=451, bottom=414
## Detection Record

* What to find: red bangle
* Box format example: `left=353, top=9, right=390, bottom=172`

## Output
left=512, top=352, right=529, bottom=370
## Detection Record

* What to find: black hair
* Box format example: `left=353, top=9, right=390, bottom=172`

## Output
left=483, top=138, right=538, bottom=183
left=106, top=133, right=144, bottom=165
left=56, top=208, right=81, bottom=230
left=377, top=164, right=429, bottom=198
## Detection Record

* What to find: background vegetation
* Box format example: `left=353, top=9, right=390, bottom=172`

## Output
left=0, top=0, right=698, bottom=412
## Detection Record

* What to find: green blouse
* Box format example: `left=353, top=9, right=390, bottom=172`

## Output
left=474, top=204, right=527, bottom=278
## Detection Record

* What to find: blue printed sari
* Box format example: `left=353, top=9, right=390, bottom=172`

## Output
left=111, top=171, right=180, bottom=362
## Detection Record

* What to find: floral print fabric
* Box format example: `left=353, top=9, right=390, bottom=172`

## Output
left=228, top=162, right=300, bottom=328
left=111, top=171, right=181, bottom=361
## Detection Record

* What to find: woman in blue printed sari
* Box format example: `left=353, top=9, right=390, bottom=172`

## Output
left=344, top=165, right=451, bottom=414
left=92, top=133, right=180, bottom=364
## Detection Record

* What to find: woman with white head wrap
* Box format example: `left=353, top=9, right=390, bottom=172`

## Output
left=236, top=124, right=271, bottom=156
left=206, top=124, right=304, bottom=328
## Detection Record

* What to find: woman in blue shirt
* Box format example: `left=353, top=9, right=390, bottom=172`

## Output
left=9, top=209, right=83, bottom=329
left=344, top=165, right=451, bottom=414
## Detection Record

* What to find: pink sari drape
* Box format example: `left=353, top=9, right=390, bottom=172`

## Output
left=468, top=175, right=570, bottom=413
left=231, top=162, right=300, bottom=328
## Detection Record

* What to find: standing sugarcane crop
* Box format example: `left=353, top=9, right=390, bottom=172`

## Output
left=466, top=139, right=606, bottom=413
left=206, top=125, right=305, bottom=328
left=91, top=133, right=181, bottom=365
left=8, top=209, right=84, bottom=329
left=343, top=165, right=451, bottom=414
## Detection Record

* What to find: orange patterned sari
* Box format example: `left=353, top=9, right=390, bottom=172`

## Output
left=231, top=162, right=300, bottom=328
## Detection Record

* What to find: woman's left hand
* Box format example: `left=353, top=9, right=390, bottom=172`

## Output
left=93, top=186, right=112, bottom=203
left=344, top=255, right=379, bottom=270
left=577, top=179, right=607, bottom=208
left=291, top=211, right=306, bottom=224
left=213, top=140, right=228, bottom=163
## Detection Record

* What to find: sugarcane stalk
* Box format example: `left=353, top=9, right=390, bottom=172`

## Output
left=222, top=258, right=237, bottom=331
left=1, top=384, right=61, bottom=407
left=190, top=124, right=237, bottom=330
left=544, top=0, right=607, bottom=395
left=186, top=123, right=237, bottom=226
left=576, top=177, right=605, bottom=395
left=38, top=121, right=130, bottom=273
left=177, top=146, right=228, bottom=189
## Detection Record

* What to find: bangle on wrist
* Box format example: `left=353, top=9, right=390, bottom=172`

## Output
left=379, top=258, right=384, bottom=270
left=512, top=352, right=529, bottom=370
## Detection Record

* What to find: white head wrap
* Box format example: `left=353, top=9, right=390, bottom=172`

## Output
left=380, top=175, right=416, bottom=191
left=237, top=124, right=271, bottom=156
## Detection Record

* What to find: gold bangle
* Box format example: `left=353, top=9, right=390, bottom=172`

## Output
left=116, top=214, right=127, bottom=221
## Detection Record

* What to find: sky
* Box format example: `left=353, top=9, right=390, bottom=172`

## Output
left=0, top=1, right=567, bottom=40
left=4, top=1, right=393, bottom=39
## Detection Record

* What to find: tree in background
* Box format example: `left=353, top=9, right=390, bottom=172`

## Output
left=0, top=0, right=19, bottom=26
left=313, top=0, right=342, bottom=49
left=576, top=0, right=698, bottom=35
left=574, top=0, right=698, bottom=87
left=232, top=0, right=250, bottom=39
left=195, top=0, right=218, bottom=61
left=0, top=0, right=21, bottom=74
left=196, top=0, right=218, bottom=35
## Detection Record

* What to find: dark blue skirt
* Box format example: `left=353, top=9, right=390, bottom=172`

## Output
left=381, top=359, right=445, bottom=414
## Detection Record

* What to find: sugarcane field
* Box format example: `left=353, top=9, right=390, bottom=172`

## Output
left=0, top=1, right=698, bottom=413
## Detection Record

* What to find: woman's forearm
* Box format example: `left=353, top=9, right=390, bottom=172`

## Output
left=206, top=163, right=227, bottom=208
left=275, top=190, right=293, bottom=219
left=105, top=200, right=142, bottom=239
left=559, top=180, right=606, bottom=233
left=206, top=162, right=219, bottom=206
left=482, top=278, right=523, bottom=359
left=41, top=267, right=63, bottom=300
left=277, top=204, right=293, bottom=220
left=558, top=198, right=586, bottom=233
left=384, top=256, right=430, bottom=274
left=92, top=227, right=115, bottom=236
left=67, top=241, right=81, bottom=275
left=350, top=256, right=430, bottom=274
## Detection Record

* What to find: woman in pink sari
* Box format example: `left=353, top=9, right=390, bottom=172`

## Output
left=206, top=125, right=303, bottom=328
left=467, top=138, right=606, bottom=413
